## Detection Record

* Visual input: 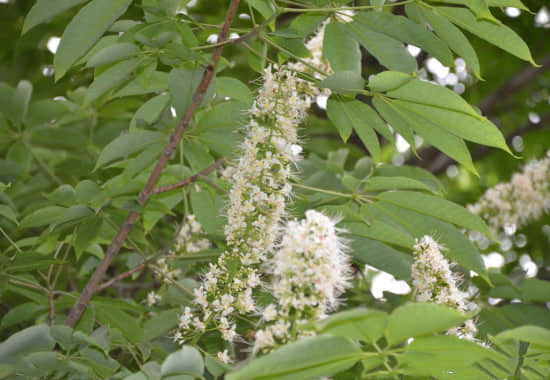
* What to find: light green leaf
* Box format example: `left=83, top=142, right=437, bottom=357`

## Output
left=23, top=0, right=89, bottom=34
left=190, top=190, right=223, bottom=236
left=161, top=346, right=204, bottom=377
left=375, top=190, right=492, bottom=238
left=343, top=22, right=417, bottom=74
left=86, top=58, right=143, bottom=102
left=318, top=71, right=365, bottom=94
left=434, top=6, right=536, bottom=65
left=12, top=80, right=33, bottom=126
left=438, top=0, right=499, bottom=22
left=362, top=176, right=434, bottom=193
left=143, top=309, right=179, bottom=342
left=326, top=99, right=381, bottom=162
left=368, top=71, right=414, bottom=93
left=496, top=326, right=550, bottom=348
left=216, top=77, right=253, bottom=105
left=20, top=206, right=66, bottom=229
left=354, top=12, right=454, bottom=66
left=386, top=303, right=467, bottom=346
left=95, top=307, right=143, bottom=343
left=485, top=0, right=529, bottom=10
left=54, top=0, right=133, bottom=80
left=1, top=303, right=43, bottom=328
left=0, top=205, right=18, bottom=225
left=323, top=22, right=361, bottom=74
left=374, top=96, right=477, bottom=174
left=86, top=43, right=141, bottom=68
left=413, top=5, right=481, bottom=78
left=226, top=335, right=362, bottom=380
left=114, top=71, right=169, bottom=98
left=309, top=308, right=388, bottom=344
left=95, top=130, right=166, bottom=170
left=375, top=164, right=443, bottom=193
left=521, top=278, right=550, bottom=303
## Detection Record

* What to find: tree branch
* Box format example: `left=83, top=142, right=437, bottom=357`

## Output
left=64, top=0, right=241, bottom=328
left=97, top=256, right=157, bottom=292
left=151, top=158, right=225, bottom=195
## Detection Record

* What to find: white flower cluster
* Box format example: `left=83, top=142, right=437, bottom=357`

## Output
left=254, top=210, right=352, bottom=352
left=468, top=151, right=550, bottom=238
left=177, top=19, right=337, bottom=345
left=174, top=214, right=211, bottom=254
left=411, top=236, right=477, bottom=342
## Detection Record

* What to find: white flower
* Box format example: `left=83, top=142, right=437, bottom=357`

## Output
left=146, top=291, right=161, bottom=307
left=217, top=350, right=232, bottom=364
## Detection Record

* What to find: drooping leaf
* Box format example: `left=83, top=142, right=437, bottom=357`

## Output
left=434, top=6, right=536, bottom=65
left=161, top=346, right=204, bottom=377
left=86, top=43, right=141, bottom=68
left=86, top=58, right=143, bottom=102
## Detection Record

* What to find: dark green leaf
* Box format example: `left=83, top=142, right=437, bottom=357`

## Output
left=23, top=0, right=89, bottom=34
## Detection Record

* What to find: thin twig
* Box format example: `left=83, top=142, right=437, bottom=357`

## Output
left=64, top=0, right=241, bottom=328
left=151, top=158, right=225, bottom=195
left=199, top=175, right=227, bottom=194
left=97, top=256, right=157, bottom=292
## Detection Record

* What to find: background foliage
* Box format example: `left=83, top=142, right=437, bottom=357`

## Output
left=1, top=0, right=549, bottom=379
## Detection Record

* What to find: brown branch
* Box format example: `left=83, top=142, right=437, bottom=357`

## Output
left=97, top=256, right=157, bottom=292
left=151, top=158, right=225, bottom=195
left=48, top=292, right=55, bottom=326
left=405, top=51, right=550, bottom=170
left=64, top=0, right=241, bottom=328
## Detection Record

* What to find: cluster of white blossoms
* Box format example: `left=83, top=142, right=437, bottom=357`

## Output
left=174, top=214, right=211, bottom=254
left=467, top=151, right=550, bottom=238
left=411, top=236, right=477, bottom=342
left=254, top=210, right=352, bottom=352
left=176, top=18, right=337, bottom=345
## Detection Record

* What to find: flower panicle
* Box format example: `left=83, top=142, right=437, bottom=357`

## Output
left=254, top=210, right=352, bottom=352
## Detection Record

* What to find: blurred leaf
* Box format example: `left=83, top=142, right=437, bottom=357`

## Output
left=23, top=0, right=89, bottom=34
left=95, top=130, right=166, bottom=169
left=161, top=346, right=204, bottom=377
left=323, top=22, right=362, bottom=74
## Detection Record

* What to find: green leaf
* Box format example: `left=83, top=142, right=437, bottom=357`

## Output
left=496, top=326, right=550, bottom=348
left=485, top=0, right=529, bottom=10
left=0, top=204, right=18, bottom=225
left=439, top=0, right=499, bottom=22
left=310, top=308, right=388, bottom=344
left=368, top=71, right=414, bottom=93
left=22, top=0, right=90, bottom=34
left=414, top=5, right=481, bottom=78
left=354, top=12, right=454, bottom=66
left=54, top=0, right=133, bottom=80
left=190, top=190, right=223, bottom=236
left=86, top=43, right=141, bottom=68
left=326, top=99, right=380, bottom=162
left=343, top=22, right=417, bottom=74
left=75, top=216, right=102, bottom=259
left=216, top=77, right=253, bottom=105
left=129, top=93, right=170, bottom=131
left=374, top=190, right=492, bottom=238
left=20, top=206, right=66, bottom=229
left=161, top=346, right=204, bottom=377
left=434, top=6, right=536, bottom=65
left=56, top=205, right=93, bottom=228
left=323, top=22, right=361, bottom=74
left=169, top=68, right=216, bottom=118
left=318, top=71, right=365, bottom=94
left=362, top=176, right=434, bottom=193
left=345, top=220, right=415, bottom=250
left=143, top=309, right=179, bottom=341
left=12, top=80, right=33, bottom=126
left=375, top=164, right=443, bottom=193
left=386, top=303, right=467, bottom=346
left=95, top=130, right=166, bottom=169
left=372, top=202, right=487, bottom=279
left=373, top=96, right=477, bottom=174
left=227, top=335, right=362, bottom=380
left=86, top=58, right=143, bottom=102
left=348, top=236, right=412, bottom=279
left=521, top=278, right=550, bottom=303
left=0, top=324, right=55, bottom=363
left=1, top=303, right=43, bottom=328
left=95, top=306, right=143, bottom=343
